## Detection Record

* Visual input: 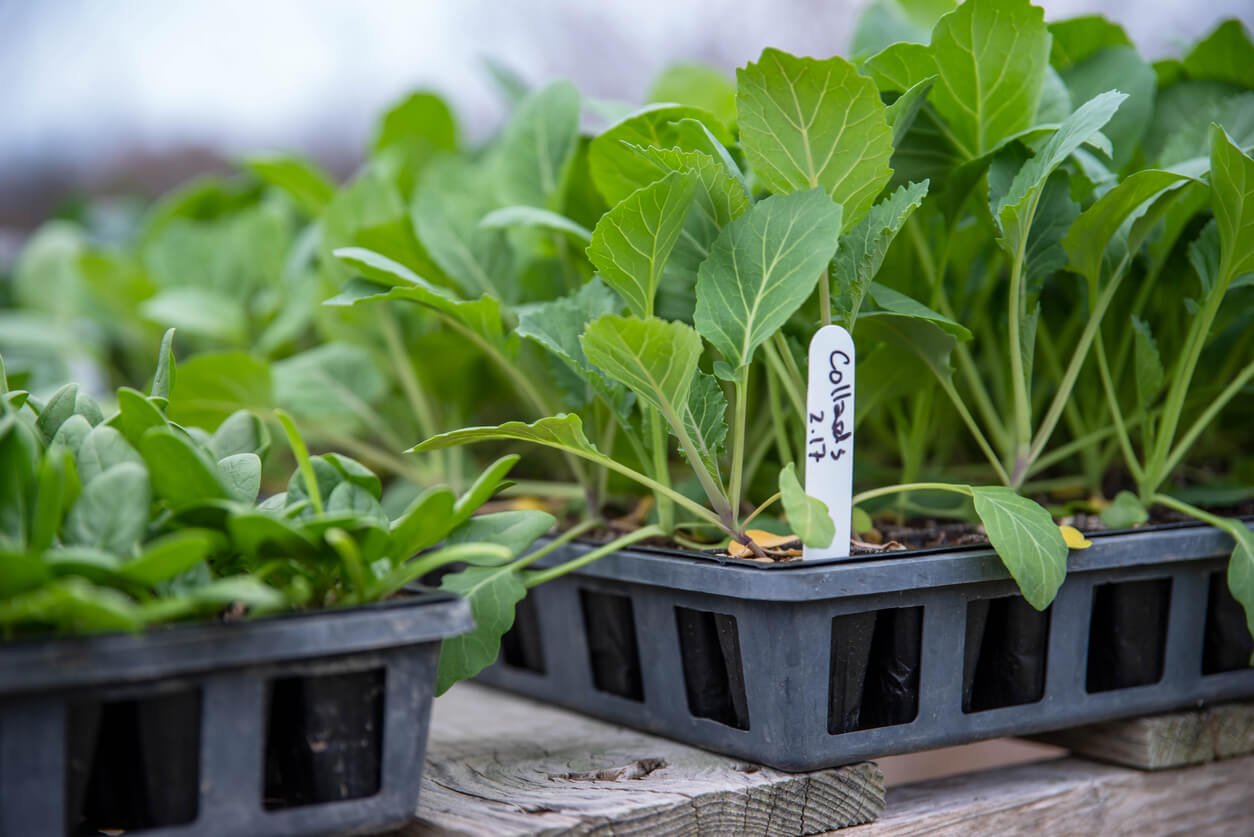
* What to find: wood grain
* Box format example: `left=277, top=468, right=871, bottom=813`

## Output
left=402, top=683, right=884, bottom=836
left=847, top=754, right=1254, bottom=836
left=1033, top=702, right=1254, bottom=769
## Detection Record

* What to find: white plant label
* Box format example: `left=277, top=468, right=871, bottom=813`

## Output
left=803, top=324, right=855, bottom=559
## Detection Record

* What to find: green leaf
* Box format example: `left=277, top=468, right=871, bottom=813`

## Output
left=970, top=486, right=1068, bottom=610
left=138, top=427, right=229, bottom=508
left=436, top=566, right=527, bottom=694
left=649, top=63, right=738, bottom=128
left=779, top=462, right=834, bottom=548
left=1183, top=20, right=1254, bottom=89
left=694, top=190, right=844, bottom=370
left=0, top=551, right=50, bottom=598
left=272, top=342, right=387, bottom=425
left=866, top=285, right=971, bottom=339
left=111, top=387, right=169, bottom=447
left=0, top=579, right=142, bottom=634
left=680, top=372, right=728, bottom=484
left=168, top=352, right=274, bottom=430
left=36, top=384, right=78, bottom=444
left=1223, top=523, right=1254, bottom=657
left=863, top=42, right=936, bottom=94
left=411, top=415, right=619, bottom=481
left=326, top=482, right=388, bottom=528
left=64, top=463, right=151, bottom=556
left=1048, top=15, right=1131, bottom=71
left=855, top=311, right=958, bottom=386
left=994, top=91, right=1127, bottom=256
left=1100, top=490, right=1149, bottom=529
left=323, top=453, right=382, bottom=500
left=209, top=410, right=270, bottom=459
left=371, top=91, right=458, bottom=193
left=217, top=453, right=262, bottom=504
left=452, top=454, right=521, bottom=527
left=479, top=206, right=592, bottom=243
left=150, top=327, right=177, bottom=403
left=737, top=49, right=893, bottom=226
left=447, top=510, right=556, bottom=557
left=852, top=0, right=956, bottom=58
left=140, top=287, right=249, bottom=346
left=412, top=156, right=513, bottom=299
left=50, top=414, right=92, bottom=460
left=245, top=153, right=336, bottom=216
left=30, top=450, right=70, bottom=552
left=77, top=424, right=142, bottom=485
left=587, top=172, right=696, bottom=318
left=1210, top=125, right=1254, bottom=284
left=120, top=530, right=215, bottom=585
left=885, top=77, right=936, bottom=146
left=831, top=181, right=929, bottom=328
left=228, top=511, right=314, bottom=559
left=582, top=315, right=702, bottom=432
left=493, top=81, right=581, bottom=209
left=1060, top=46, right=1156, bottom=168
left=588, top=104, right=732, bottom=205
left=930, top=0, right=1050, bottom=159
left=1131, top=317, right=1164, bottom=412
left=332, top=247, right=506, bottom=349
left=0, top=416, right=39, bottom=548
left=389, top=486, right=457, bottom=559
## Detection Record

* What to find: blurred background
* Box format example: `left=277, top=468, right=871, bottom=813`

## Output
left=2, top=0, right=1252, bottom=231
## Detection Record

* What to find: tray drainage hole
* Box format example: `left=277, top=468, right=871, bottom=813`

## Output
left=264, top=667, right=386, bottom=810
left=66, top=688, right=202, bottom=833
left=828, top=607, right=922, bottom=734
left=962, top=596, right=1050, bottom=713
left=1086, top=578, right=1172, bottom=693
left=675, top=607, right=750, bottom=730
left=502, top=592, right=547, bottom=674
left=580, top=589, right=644, bottom=700
left=1203, top=571, right=1254, bottom=675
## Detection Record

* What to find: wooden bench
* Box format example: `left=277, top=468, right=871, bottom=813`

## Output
left=403, top=685, right=1254, bottom=835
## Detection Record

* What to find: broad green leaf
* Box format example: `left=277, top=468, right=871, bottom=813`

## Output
left=64, top=463, right=150, bottom=556
left=970, top=486, right=1068, bottom=610
left=588, top=104, right=733, bottom=205
left=855, top=311, right=958, bottom=386
left=831, top=181, right=929, bottom=328
left=0, top=552, right=49, bottom=598
left=0, top=416, right=38, bottom=548
left=1100, top=490, right=1149, bottom=529
left=111, top=387, right=169, bottom=447
left=679, top=372, right=728, bottom=483
left=373, top=91, right=458, bottom=155
left=1060, top=46, right=1156, bottom=168
left=411, top=415, right=621, bottom=484
left=151, top=328, right=177, bottom=403
left=272, top=342, right=387, bottom=424
left=171, top=576, right=287, bottom=615
left=1223, top=523, right=1254, bottom=655
left=930, top=0, right=1050, bottom=159
left=1210, top=125, right=1254, bottom=284
left=994, top=91, right=1127, bottom=255
left=1048, top=15, right=1131, bottom=71
left=737, top=49, right=893, bottom=226
left=1064, top=168, right=1193, bottom=283
left=582, top=315, right=702, bottom=429
left=30, top=450, right=69, bottom=552
left=779, top=462, right=835, bottom=548
left=210, top=410, right=270, bottom=459
left=492, top=81, right=581, bottom=209
left=886, top=77, right=936, bottom=146
left=852, top=0, right=956, bottom=58
left=52, top=414, right=93, bottom=460
left=120, top=530, right=215, bottom=585
left=140, top=288, right=249, bottom=347
left=77, top=424, right=141, bottom=485
left=452, top=454, right=521, bottom=527
left=516, top=278, right=631, bottom=418
left=1020, top=174, right=1080, bottom=300
left=321, top=166, right=440, bottom=283
left=244, top=153, right=336, bottom=216
left=1035, top=67, right=1072, bottom=124
left=649, top=63, right=738, bottom=128
left=35, top=384, right=78, bottom=444
left=326, top=481, right=388, bottom=527
left=413, top=156, right=513, bottom=299
left=862, top=42, right=935, bottom=94
left=447, top=510, right=556, bottom=557
left=694, top=190, right=844, bottom=370
left=331, top=247, right=506, bottom=348
left=1158, top=91, right=1254, bottom=169
left=323, top=453, right=382, bottom=500
left=1182, top=20, right=1254, bottom=89
left=389, top=486, right=457, bottom=559
left=479, top=206, right=592, bottom=243
left=0, top=579, right=142, bottom=634
left=587, top=171, right=696, bottom=317
left=217, top=453, right=262, bottom=504
left=168, top=352, right=273, bottom=430
left=1131, top=317, right=1164, bottom=411
left=138, top=427, right=229, bottom=507
left=866, top=285, right=971, bottom=340
left=228, top=511, right=314, bottom=558
left=436, top=566, right=527, bottom=694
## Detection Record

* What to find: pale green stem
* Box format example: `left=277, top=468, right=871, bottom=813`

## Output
left=1161, top=359, right=1254, bottom=479
left=649, top=409, right=675, bottom=532
left=728, top=369, right=751, bottom=522
left=852, top=482, right=972, bottom=507
left=510, top=518, right=602, bottom=572
left=525, top=525, right=664, bottom=587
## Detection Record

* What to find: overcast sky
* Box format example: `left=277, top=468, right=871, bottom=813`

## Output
left=1, top=0, right=1250, bottom=189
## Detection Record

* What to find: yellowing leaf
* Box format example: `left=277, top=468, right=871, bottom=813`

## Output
left=727, top=529, right=801, bottom=558
left=1060, top=524, right=1092, bottom=549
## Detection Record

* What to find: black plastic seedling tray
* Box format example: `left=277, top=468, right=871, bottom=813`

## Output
left=481, top=522, right=1254, bottom=772
left=0, top=591, right=472, bottom=836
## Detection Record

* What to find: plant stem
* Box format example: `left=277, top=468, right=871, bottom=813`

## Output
left=1006, top=233, right=1033, bottom=482
left=852, top=481, right=972, bottom=507
left=936, top=378, right=1012, bottom=486
left=743, top=491, right=781, bottom=528
left=728, top=368, right=751, bottom=522
left=649, top=409, right=675, bottom=531
left=1161, top=358, right=1254, bottom=479
left=501, top=480, right=587, bottom=499
left=510, top=518, right=602, bottom=572
left=1093, top=333, right=1146, bottom=486
left=524, top=525, right=664, bottom=587
left=276, top=409, right=324, bottom=515
left=818, top=268, right=832, bottom=325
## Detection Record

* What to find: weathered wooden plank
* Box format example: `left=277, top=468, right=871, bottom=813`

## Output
left=1032, top=702, right=1254, bottom=769
left=846, top=753, right=1254, bottom=836
left=403, top=683, right=884, bottom=836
